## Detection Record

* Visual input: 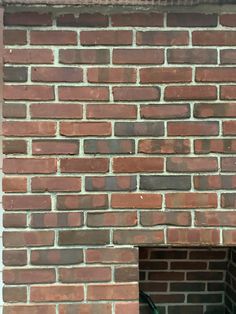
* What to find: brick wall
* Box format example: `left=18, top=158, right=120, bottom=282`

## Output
left=225, top=248, right=236, bottom=314
left=2, top=7, right=236, bottom=314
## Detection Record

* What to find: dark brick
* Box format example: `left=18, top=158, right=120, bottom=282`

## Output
left=86, top=176, right=136, bottom=191
left=140, top=175, right=191, bottom=190
left=57, top=194, right=108, bottom=210
left=4, top=67, right=27, bottom=82
left=3, top=140, right=27, bottom=154
left=115, top=122, right=164, bottom=137
left=31, top=249, right=83, bottom=265
left=84, top=139, right=135, bottom=154
left=221, top=193, right=236, bottom=208
left=59, top=230, right=109, bottom=245
left=3, top=103, right=26, bottom=118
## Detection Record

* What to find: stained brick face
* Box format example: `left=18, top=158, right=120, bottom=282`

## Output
left=2, top=7, right=236, bottom=314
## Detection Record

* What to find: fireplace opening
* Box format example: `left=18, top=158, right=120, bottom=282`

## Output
left=139, top=247, right=236, bottom=314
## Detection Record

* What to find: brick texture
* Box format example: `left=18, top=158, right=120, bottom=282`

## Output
left=3, top=8, right=236, bottom=314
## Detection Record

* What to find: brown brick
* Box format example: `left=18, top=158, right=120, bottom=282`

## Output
left=59, top=230, right=109, bottom=245
left=165, top=193, right=217, bottom=209
left=113, top=87, right=160, bottom=101
left=30, top=31, right=77, bottom=45
left=31, top=176, right=81, bottom=192
left=4, top=67, right=27, bottom=82
left=115, top=302, right=139, bottom=314
left=141, top=211, right=191, bottom=227
left=221, top=193, right=236, bottom=209
left=60, top=122, right=111, bottom=136
left=168, top=228, right=220, bottom=245
left=4, top=12, right=52, bottom=26
left=194, top=139, right=236, bottom=154
left=59, top=86, right=109, bottom=101
left=193, top=31, right=236, bottom=46
left=30, top=212, right=83, bottom=228
left=221, top=86, right=236, bottom=100
left=86, top=248, right=138, bottom=264
left=84, top=139, right=135, bottom=154
left=57, top=13, right=108, bottom=27
left=59, top=49, right=110, bottom=64
left=59, top=304, right=111, bottom=314
left=114, top=230, right=164, bottom=245
left=3, top=268, right=55, bottom=284
left=194, top=103, right=236, bottom=118
left=30, top=285, right=84, bottom=302
left=57, top=194, right=108, bottom=210
left=3, top=158, right=57, bottom=174
left=4, top=85, right=54, bottom=101
left=59, top=266, right=111, bottom=283
left=111, top=193, right=162, bottom=209
left=3, top=195, right=51, bottom=211
left=165, top=86, right=217, bottom=101
left=140, top=67, right=192, bottom=83
left=86, top=176, right=136, bottom=191
left=167, top=13, right=217, bottom=27
left=3, top=231, right=54, bottom=247
left=80, top=30, right=132, bottom=45
left=137, top=31, right=189, bottom=46
left=194, top=175, right=236, bottom=190
left=167, top=157, right=218, bottom=172
left=223, top=121, right=236, bottom=135
left=196, top=67, right=236, bottom=82
left=115, top=122, right=164, bottom=137
left=141, top=104, right=190, bottom=119
left=86, top=104, right=137, bottom=119
left=32, top=140, right=79, bottom=155
left=3, top=103, right=26, bottom=118
left=3, top=305, right=56, bottom=314
left=4, top=48, right=54, bottom=64
left=140, top=175, right=191, bottom=190
left=60, top=158, right=109, bottom=173
left=220, top=49, right=236, bottom=65
left=113, top=49, right=164, bottom=64
left=220, top=14, right=236, bottom=27
left=139, top=139, right=190, bottom=154
left=87, top=283, right=138, bottom=300
left=221, top=158, right=236, bottom=172
left=4, top=30, right=27, bottom=45
left=168, top=48, right=217, bottom=64
left=113, top=157, right=164, bottom=173
left=30, top=103, right=82, bottom=119
left=88, top=67, right=136, bottom=83
left=195, top=211, right=236, bottom=227
left=111, top=13, right=163, bottom=26
left=3, top=213, right=27, bottom=228
left=3, top=121, right=56, bottom=137
left=3, top=177, right=27, bottom=193
left=223, top=230, right=236, bottom=245
left=32, top=67, right=83, bottom=82
left=114, top=266, right=139, bottom=282
left=3, top=286, right=27, bottom=303
left=87, top=212, right=137, bottom=227
left=31, top=249, right=83, bottom=265
left=3, top=250, right=27, bottom=266
left=3, top=140, right=27, bottom=154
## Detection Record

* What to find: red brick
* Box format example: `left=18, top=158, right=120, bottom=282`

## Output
left=30, top=103, right=82, bottom=119
left=223, top=121, right=236, bottom=135
left=139, top=139, right=190, bottom=154
left=141, top=104, right=190, bottom=119
left=80, top=30, right=132, bottom=45
left=88, top=67, right=136, bottom=83
left=221, top=86, right=236, bottom=100
left=220, top=49, right=236, bottom=64
left=30, top=31, right=77, bottom=45
left=221, top=158, right=236, bottom=172
left=3, top=250, right=27, bottom=266
left=168, top=13, right=217, bottom=27
left=59, top=230, right=109, bottom=245
left=114, top=230, right=164, bottom=245
left=193, top=31, right=236, bottom=46
left=3, top=177, right=27, bottom=193
left=165, top=86, right=217, bottom=101
left=167, top=157, right=218, bottom=173
left=168, top=228, right=220, bottom=245
left=32, top=67, right=83, bottom=82
left=87, top=283, right=138, bottom=300
left=30, top=285, right=84, bottom=302
left=59, top=48, right=110, bottom=64
left=30, top=212, right=83, bottom=228
left=194, top=139, right=236, bottom=154
left=60, top=158, right=109, bottom=173
left=111, top=13, right=163, bottom=26
left=3, top=305, right=56, bottom=314
left=3, top=213, right=27, bottom=228
left=4, top=48, right=54, bottom=64
left=115, top=302, right=139, bottom=314
left=60, top=122, right=111, bottom=136
left=3, top=121, right=56, bottom=137
left=3, top=286, right=27, bottom=303
left=223, top=230, right=236, bottom=245
left=140, top=67, right=192, bottom=83
left=220, top=14, right=236, bottom=27
left=194, top=103, right=236, bottom=118
left=4, top=85, right=54, bottom=101
left=3, top=231, right=54, bottom=247
left=3, top=103, right=26, bottom=118
left=59, top=266, right=111, bottom=283
left=86, top=248, right=138, bottom=264
left=196, top=68, right=236, bottom=82
left=84, top=139, right=135, bottom=154
left=3, top=158, right=57, bottom=174
left=168, top=122, right=219, bottom=136
left=165, top=193, right=217, bottom=209
left=137, top=31, right=189, bottom=46
left=111, top=193, right=162, bottom=209
left=195, top=211, right=236, bottom=227
left=87, top=104, right=137, bottom=119
left=4, top=12, right=52, bottom=26
left=3, top=268, right=55, bottom=284
left=57, top=13, right=108, bottom=27
left=32, top=140, right=79, bottom=155
left=113, top=157, right=163, bottom=173
left=168, top=48, right=217, bottom=64
left=141, top=211, right=191, bottom=227
left=59, top=86, right=109, bottom=101
left=3, top=195, right=51, bottom=211
left=221, top=193, right=236, bottom=209
left=113, top=49, right=164, bottom=64
left=59, top=304, right=111, bottom=314
left=31, top=177, right=81, bottom=192
left=113, top=87, right=160, bottom=101
left=3, top=140, right=27, bottom=154
left=57, top=194, right=108, bottom=210
left=115, top=267, right=139, bottom=282
left=194, top=175, right=236, bottom=190
left=31, top=249, right=83, bottom=265
left=85, top=175, right=136, bottom=191
left=4, top=30, right=27, bottom=45
left=87, top=212, right=137, bottom=227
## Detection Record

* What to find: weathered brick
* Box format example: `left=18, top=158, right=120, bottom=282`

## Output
left=113, top=87, right=160, bottom=101
left=3, top=305, right=56, bottom=314
left=4, top=30, right=27, bottom=45
left=4, top=48, right=54, bottom=64
left=32, top=140, right=79, bottom=155
left=223, top=230, right=236, bottom=245
left=167, top=228, right=220, bottom=245
left=3, top=177, right=27, bottom=193
left=57, top=194, right=108, bottom=210
left=167, top=13, right=217, bottom=27
left=139, top=139, right=190, bottom=154
left=88, top=67, right=136, bottom=83
left=31, top=177, right=81, bottom=192
left=165, top=86, right=217, bottom=101
left=3, top=286, right=27, bottom=303
left=114, top=266, right=139, bottom=282
left=115, top=122, right=164, bottom=137
left=84, top=139, right=135, bottom=154
left=3, top=268, right=55, bottom=284
left=115, top=302, right=139, bottom=314
left=167, top=48, right=217, bottom=64
left=140, top=67, right=192, bottom=83
left=3, top=250, right=27, bottom=266
left=60, top=122, right=111, bottom=136
left=30, top=30, right=77, bottom=45
left=111, top=193, right=162, bottom=209
left=87, top=212, right=137, bottom=227
left=4, top=12, right=52, bottom=26
left=220, top=14, right=236, bottom=27
left=141, top=211, right=191, bottom=227
left=86, top=248, right=138, bottom=264
left=137, top=31, right=189, bottom=46
left=223, top=121, right=236, bottom=136
left=196, top=68, right=236, bottom=82
left=59, top=304, right=111, bottom=314
left=3, top=195, right=51, bottom=211
left=57, top=13, right=108, bottom=27
left=80, top=30, right=132, bottom=45
left=3, top=231, right=54, bottom=248
left=113, top=48, right=164, bottom=64
left=59, top=86, right=109, bottom=101
left=167, top=157, right=218, bottom=172
left=140, top=175, right=191, bottom=190
left=59, top=49, right=110, bottom=64
left=4, top=85, right=54, bottom=101
left=114, top=230, right=164, bottom=245
left=193, top=31, right=236, bottom=46
left=111, top=13, right=163, bottom=26
left=194, top=139, right=236, bottom=154
left=31, top=249, right=83, bottom=265
left=194, top=175, right=236, bottom=190
left=3, top=158, right=57, bottom=174
left=221, top=193, right=236, bottom=209
left=32, top=67, right=83, bottom=82
left=30, top=212, right=83, bottom=228
left=4, top=66, right=27, bottom=82
left=3, top=213, right=27, bottom=228
left=221, top=86, right=236, bottom=100
left=194, top=103, right=236, bottom=118
left=3, top=140, right=27, bottom=154
left=87, top=104, right=137, bottom=119
left=165, top=193, right=217, bottom=209
left=59, top=230, right=109, bottom=245
left=3, top=103, right=26, bottom=118
left=221, top=158, right=236, bottom=172
left=59, top=266, right=111, bottom=283
left=3, top=121, right=56, bottom=137
left=141, top=104, right=190, bottom=119
left=86, top=176, right=136, bottom=191
left=220, top=49, right=236, bottom=65
left=30, top=103, right=82, bottom=119
left=60, top=158, right=109, bottom=173
left=113, top=157, right=164, bottom=173
left=195, top=211, right=236, bottom=227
